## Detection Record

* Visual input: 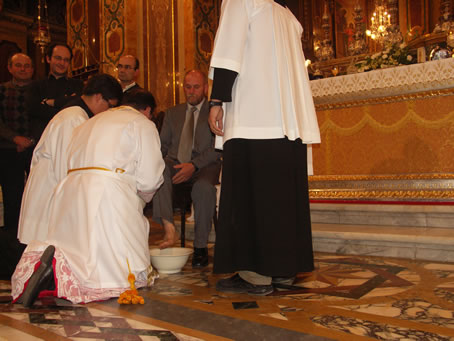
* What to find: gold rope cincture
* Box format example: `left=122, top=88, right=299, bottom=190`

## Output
left=67, top=167, right=125, bottom=174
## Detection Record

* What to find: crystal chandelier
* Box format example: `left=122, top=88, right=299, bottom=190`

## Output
left=366, top=0, right=391, bottom=45
left=33, top=0, right=51, bottom=57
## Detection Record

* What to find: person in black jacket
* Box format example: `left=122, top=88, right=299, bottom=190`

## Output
left=26, top=43, right=83, bottom=140
left=117, top=55, right=142, bottom=94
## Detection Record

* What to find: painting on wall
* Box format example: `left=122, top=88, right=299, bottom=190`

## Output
left=334, top=0, right=370, bottom=58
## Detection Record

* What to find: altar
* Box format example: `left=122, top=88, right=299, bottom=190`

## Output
left=307, top=59, right=454, bottom=261
left=309, top=58, right=454, bottom=203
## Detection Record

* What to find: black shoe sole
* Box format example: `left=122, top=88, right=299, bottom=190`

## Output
left=22, top=245, right=55, bottom=308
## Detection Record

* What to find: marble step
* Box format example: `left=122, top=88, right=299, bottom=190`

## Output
left=177, top=220, right=454, bottom=262
left=310, top=203, right=454, bottom=228
left=312, top=223, right=454, bottom=262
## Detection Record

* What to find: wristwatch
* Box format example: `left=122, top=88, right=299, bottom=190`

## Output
left=209, top=100, right=223, bottom=108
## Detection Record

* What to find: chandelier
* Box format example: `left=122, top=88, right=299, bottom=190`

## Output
left=366, top=0, right=391, bottom=45
left=33, top=0, right=51, bottom=57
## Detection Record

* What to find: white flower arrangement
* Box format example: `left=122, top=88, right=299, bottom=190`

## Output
left=356, top=43, right=415, bottom=72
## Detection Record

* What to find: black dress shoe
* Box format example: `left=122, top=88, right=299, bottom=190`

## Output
left=216, top=274, right=274, bottom=296
left=192, top=247, right=208, bottom=268
left=22, top=245, right=55, bottom=308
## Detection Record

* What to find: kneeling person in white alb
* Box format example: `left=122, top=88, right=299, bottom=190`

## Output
left=12, top=90, right=165, bottom=306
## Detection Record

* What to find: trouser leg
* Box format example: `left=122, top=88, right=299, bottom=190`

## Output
left=152, top=158, right=177, bottom=225
left=191, top=162, right=220, bottom=248
left=192, top=179, right=216, bottom=248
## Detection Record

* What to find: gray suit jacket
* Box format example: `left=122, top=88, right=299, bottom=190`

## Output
left=160, top=99, right=221, bottom=169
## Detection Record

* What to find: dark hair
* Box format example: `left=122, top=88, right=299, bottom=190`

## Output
left=133, top=57, right=139, bottom=70
left=46, top=43, right=73, bottom=60
left=83, top=74, right=123, bottom=102
left=123, top=89, right=156, bottom=112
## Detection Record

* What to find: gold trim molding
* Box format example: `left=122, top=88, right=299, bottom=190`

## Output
left=310, top=174, right=454, bottom=181
left=315, top=88, right=454, bottom=111
left=309, top=173, right=454, bottom=201
left=309, top=190, right=454, bottom=200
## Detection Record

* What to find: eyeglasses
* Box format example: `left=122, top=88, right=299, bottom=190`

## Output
left=117, top=64, right=135, bottom=70
left=52, top=55, right=71, bottom=63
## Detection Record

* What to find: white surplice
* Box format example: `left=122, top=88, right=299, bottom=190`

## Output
left=209, top=0, right=321, bottom=164
left=12, top=106, right=164, bottom=303
left=17, top=106, right=90, bottom=244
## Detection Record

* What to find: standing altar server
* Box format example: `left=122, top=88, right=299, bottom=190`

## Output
left=208, top=0, right=321, bottom=295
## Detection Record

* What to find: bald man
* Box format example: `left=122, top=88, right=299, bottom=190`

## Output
left=152, top=70, right=221, bottom=268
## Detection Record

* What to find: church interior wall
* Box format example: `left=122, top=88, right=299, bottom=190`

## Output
left=1, top=0, right=454, bottom=201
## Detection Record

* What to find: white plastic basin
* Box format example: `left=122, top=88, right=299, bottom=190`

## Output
left=150, top=247, right=193, bottom=274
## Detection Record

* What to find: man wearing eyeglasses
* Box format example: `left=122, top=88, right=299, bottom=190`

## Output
left=26, top=43, right=84, bottom=141
left=117, top=55, right=142, bottom=94
left=18, top=74, right=122, bottom=247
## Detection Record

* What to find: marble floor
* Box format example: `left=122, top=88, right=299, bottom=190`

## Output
left=2, top=221, right=454, bottom=340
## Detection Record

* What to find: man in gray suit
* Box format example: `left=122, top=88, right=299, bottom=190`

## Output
left=153, top=70, right=221, bottom=267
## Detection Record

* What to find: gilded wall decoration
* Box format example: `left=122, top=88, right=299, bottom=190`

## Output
left=67, top=0, right=86, bottom=70
left=309, top=173, right=454, bottom=201
left=313, top=94, right=454, bottom=176
left=103, top=0, right=124, bottom=67
left=193, top=0, right=219, bottom=74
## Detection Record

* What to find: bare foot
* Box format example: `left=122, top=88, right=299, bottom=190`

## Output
left=159, top=221, right=178, bottom=249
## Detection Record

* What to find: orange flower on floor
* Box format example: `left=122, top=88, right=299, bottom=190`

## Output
left=118, top=258, right=145, bottom=305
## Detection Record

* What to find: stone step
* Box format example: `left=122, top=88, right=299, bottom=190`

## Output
left=310, top=203, right=454, bottom=228
left=312, top=223, right=454, bottom=262
left=177, top=219, right=454, bottom=263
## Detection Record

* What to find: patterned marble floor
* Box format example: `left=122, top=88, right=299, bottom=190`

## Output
left=2, top=247, right=454, bottom=340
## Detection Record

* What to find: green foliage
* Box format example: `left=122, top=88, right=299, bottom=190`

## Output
left=356, top=43, right=415, bottom=72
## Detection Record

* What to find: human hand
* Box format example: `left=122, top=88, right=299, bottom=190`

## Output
left=208, top=106, right=224, bottom=136
left=13, top=136, right=34, bottom=152
left=172, top=162, right=195, bottom=184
